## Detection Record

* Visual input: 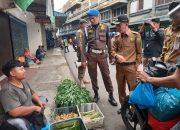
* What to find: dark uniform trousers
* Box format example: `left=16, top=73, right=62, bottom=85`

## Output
left=77, top=50, right=86, bottom=80
left=76, top=29, right=87, bottom=81
left=116, top=63, right=137, bottom=103
left=78, top=66, right=86, bottom=80
left=87, top=52, right=113, bottom=93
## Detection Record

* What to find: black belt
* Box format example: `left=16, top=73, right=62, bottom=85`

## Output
left=118, top=62, right=136, bottom=66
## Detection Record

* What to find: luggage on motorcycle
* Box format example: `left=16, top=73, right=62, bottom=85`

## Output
left=149, top=87, right=180, bottom=121
left=148, top=113, right=180, bottom=130
left=129, top=82, right=155, bottom=109
left=144, top=60, right=168, bottom=77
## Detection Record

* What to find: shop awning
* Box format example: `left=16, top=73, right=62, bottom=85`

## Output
left=15, top=0, right=33, bottom=11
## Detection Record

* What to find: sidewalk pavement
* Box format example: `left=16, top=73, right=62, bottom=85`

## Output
left=26, top=48, right=73, bottom=118
left=65, top=46, right=127, bottom=130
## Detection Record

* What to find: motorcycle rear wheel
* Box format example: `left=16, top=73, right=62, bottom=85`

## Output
left=121, top=96, right=150, bottom=130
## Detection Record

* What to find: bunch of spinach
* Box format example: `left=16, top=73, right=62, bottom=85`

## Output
left=55, top=79, right=92, bottom=107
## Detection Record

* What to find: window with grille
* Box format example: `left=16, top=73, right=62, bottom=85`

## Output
left=112, top=5, right=127, bottom=18
left=101, top=10, right=110, bottom=20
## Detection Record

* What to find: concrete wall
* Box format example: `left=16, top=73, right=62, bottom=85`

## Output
left=130, top=0, right=153, bottom=13
left=27, top=22, right=43, bottom=54
left=144, top=0, right=153, bottom=10
left=130, top=1, right=138, bottom=13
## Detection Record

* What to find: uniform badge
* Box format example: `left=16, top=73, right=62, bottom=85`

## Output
left=88, top=28, right=94, bottom=33
left=100, top=24, right=105, bottom=31
left=173, top=35, right=180, bottom=50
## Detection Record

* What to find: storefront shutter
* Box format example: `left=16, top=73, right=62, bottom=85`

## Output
left=10, top=15, right=29, bottom=57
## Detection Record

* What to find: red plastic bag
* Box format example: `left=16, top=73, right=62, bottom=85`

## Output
left=148, top=113, right=180, bottom=130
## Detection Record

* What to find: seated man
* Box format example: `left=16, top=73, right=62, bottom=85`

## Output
left=36, top=46, right=45, bottom=61
left=0, top=60, right=46, bottom=130
left=41, top=45, right=47, bottom=57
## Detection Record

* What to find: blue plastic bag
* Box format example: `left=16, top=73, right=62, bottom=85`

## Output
left=32, top=120, right=50, bottom=130
left=129, top=82, right=155, bottom=109
left=149, top=87, right=180, bottom=121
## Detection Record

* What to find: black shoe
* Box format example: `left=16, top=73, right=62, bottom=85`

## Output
left=108, top=96, right=118, bottom=106
left=93, top=95, right=100, bottom=103
left=93, top=91, right=100, bottom=103
left=117, top=108, right=121, bottom=114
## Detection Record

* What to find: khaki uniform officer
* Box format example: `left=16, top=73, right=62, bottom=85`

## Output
left=160, top=2, right=180, bottom=64
left=76, top=19, right=90, bottom=87
left=86, top=9, right=117, bottom=106
left=160, top=26, right=180, bottom=64
left=111, top=15, right=142, bottom=113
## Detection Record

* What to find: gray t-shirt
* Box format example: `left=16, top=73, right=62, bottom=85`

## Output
left=0, top=80, right=34, bottom=124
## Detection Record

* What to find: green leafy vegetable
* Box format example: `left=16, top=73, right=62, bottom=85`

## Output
left=55, top=79, right=92, bottom=107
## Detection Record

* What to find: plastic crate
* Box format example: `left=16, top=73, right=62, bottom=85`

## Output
left=78, top=103, right=104, bottom=129
left=49, top=118, right=87, bottom=130
left=52, top=106, right=79, bottom=122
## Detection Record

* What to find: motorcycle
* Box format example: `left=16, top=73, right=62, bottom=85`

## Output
left=121, top=59, right=177, bottom=130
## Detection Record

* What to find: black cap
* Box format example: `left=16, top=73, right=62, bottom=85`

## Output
left=79, top=19, right=87, bottom=24
left=112, top=15, right=129, bottom=25
left=169, top=2, right=180, bottom=11
left=151, top=18, right=160, bottom=23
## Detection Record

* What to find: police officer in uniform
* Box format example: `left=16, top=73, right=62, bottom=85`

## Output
left=86, top=9, right=117, bottom=106
left=76, top=19, right=90, bottom=87
left=160, top=2, right=180, bottom=65
left=111, top=15, right=142, bottom=113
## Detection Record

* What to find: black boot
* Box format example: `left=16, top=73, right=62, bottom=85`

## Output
left=117, top=108, right=121, bottom=114
left=108, top=93, right=118, bottom=106
left=93, top=91, right=100, bottom=103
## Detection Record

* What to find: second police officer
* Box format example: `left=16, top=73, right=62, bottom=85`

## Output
left=111, top=15, right=142, bottom=113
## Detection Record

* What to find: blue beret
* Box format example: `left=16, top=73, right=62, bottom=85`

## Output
left=87, top=9, right=100, bottom=16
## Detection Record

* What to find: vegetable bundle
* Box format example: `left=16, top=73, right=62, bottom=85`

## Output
left=55, top=79, right=92, bottom=107
left=55, top=120, right=80, bottom=130
left=80, top=110, right=101, bottom=123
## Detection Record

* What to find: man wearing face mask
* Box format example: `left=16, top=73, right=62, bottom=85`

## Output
left=139, top=18, right=164, bottom=66
left=85, top=9, right=117, bottom=106
left=111, top=15, right=142, bottom=113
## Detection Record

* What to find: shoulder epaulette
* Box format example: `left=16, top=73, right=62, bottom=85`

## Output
left=131, top=31, right=138, bottom=34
